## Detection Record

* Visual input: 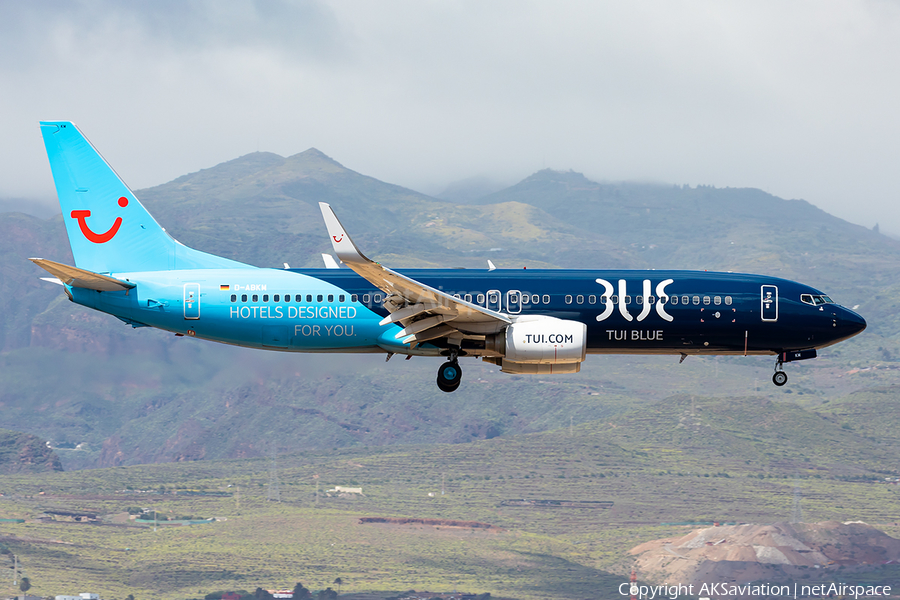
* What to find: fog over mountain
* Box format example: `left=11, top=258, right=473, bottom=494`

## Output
left=2, top=2, right=900, bottom=232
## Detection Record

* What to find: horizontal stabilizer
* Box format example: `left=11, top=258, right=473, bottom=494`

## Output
left=30, top=258, right=136, bottom=292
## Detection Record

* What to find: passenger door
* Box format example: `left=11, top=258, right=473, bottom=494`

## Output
left=761, top=285, right=778, bottom=322
left=183, top=283, right=200, bottom=320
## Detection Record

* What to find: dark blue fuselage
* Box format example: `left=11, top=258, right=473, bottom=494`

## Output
left=298, top=268, right=864, bottom=356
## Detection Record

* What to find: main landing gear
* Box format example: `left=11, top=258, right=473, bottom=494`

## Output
left=772, top=356, right=788, bottom=387
left=437, top=352, right=463, bottom=393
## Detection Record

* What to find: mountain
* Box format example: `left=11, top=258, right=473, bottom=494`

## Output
left=2, top=151, right=900, bottom=470
left=433, top=175, right=507, bottom=203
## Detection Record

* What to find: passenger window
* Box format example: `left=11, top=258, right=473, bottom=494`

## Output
left=682, top=295, right=689, bottom=305
left=453, top=294, right=461, bottom=300
left=725, top=296, right=732, bottom=305
left=692, top=296, right=700, bottom=305
left=328, top=294, right=334, bottom=302
left=636, top=296, right=643, bottom=304
left=611, top=295, right=618, bottom=303
left=295, top=294, right=302, bottom=302
left=373, top=293, right=382, bottom=303
left=317, top=294, right=323, bottom=302
left=714, top=296, right=721, bottom=305
left=231, top=294, right=237, bottom=302
left=339, top=294, right=345, bottom=302
left=703, top=296, right=710, bottom=305
left=274, top=294, right=280, bottom=302
left=465, top=294, right=473, bottom=302
left=252, top=294, right=259, bottom=302
left=565, top=295, right=573, bottom=304
left=242, top=294, right=248, bottom=302
left=477, top=294, right=485, bottom=304
left=671, top=296, right=678, bottom=305
left=576, top=295, right=584, bottom=304
left=625, top=295, right=632, bottom=304
left=306, top=294, right=313, bottom=302
left=351, top=294, right=358, bottom=302
left=601, top=295, right=608, bottom=303
left=284, top=295, right=290, bottom=303
left=363, top=294, right=370, bottom=303
left=542, top=294, right=550, bottom=304
left=588, top=295, right=596, bottom=304
left=263, top=294, right=269, bottom=302
left=648, top=296, right=655, bottom=304
left=532, top=294, right=540, bottom=304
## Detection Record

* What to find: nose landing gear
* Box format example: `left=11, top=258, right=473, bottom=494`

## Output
left=772, top=356, right=787, bottom=386
left=437, top=360, right=462, bottom=393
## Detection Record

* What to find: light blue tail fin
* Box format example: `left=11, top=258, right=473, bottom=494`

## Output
left=40, top=121, right=250, bottom=273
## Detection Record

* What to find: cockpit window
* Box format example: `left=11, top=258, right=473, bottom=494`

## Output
left=800, top=294, right=834, bottom=306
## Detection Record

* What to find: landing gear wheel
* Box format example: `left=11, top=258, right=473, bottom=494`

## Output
left=772, top=371, right=788, bottom=387
left=437, top=361, right=462, bottom=393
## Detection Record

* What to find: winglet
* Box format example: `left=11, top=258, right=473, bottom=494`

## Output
left=487, top=260, right=496, bottom=271
left=318, top=202, right=371, bottom=264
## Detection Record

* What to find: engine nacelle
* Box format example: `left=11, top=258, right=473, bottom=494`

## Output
left=484, top=316, right=587, bottom=371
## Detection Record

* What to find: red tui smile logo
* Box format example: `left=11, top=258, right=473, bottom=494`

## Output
left=71, top=197, right=128, bottom=243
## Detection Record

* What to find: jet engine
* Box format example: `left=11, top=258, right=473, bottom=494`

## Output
left=483, top=316, right=587, bottom=374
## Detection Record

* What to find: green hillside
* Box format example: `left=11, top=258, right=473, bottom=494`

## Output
left=0, top=428, right=62, bottom=474
left=0, top=400, right=897, bottom=600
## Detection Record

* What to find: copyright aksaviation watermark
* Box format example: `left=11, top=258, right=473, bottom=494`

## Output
left=618, top=581, right=893, bottom=599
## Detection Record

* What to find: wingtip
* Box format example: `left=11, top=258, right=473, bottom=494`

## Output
left=320, top=203, right=369, bottom=264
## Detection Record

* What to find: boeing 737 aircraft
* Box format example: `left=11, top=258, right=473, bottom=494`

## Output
left=33, top=122, right=867, bottom=392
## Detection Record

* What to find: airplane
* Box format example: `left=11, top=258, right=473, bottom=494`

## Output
left=32, top=121, right=867, bottom=392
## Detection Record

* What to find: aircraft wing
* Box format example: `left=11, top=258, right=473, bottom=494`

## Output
left=319, top=203, right=510, bottom=345
left=31, top=258, right=136, bottom=292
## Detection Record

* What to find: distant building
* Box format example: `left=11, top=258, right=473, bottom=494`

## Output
left=326, top=485, right=363, bottom=495
left=55, top=592, right=99, bottom=600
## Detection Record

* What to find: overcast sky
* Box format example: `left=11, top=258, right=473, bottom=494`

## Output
left=2, top=1, right=899, bottom=231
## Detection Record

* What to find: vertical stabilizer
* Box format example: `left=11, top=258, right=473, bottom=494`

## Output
left=40, top=121, right=250, bottom=273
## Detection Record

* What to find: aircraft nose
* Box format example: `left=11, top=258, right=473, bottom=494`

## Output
left=835, top=306, right=866, bottom=338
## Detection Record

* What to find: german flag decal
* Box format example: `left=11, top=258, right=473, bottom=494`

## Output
left=220, top=284, right=230, bottom=291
